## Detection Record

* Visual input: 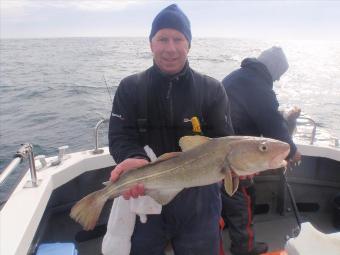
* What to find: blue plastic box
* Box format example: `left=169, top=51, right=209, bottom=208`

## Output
left=36, top=243, right=78, bottom=255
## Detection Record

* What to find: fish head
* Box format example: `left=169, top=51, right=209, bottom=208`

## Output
left=226, top=136, right=290, bottom=176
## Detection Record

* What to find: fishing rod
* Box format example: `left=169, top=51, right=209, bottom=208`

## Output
left=281, top=167, right=302, bottom=237
left=281, top=106, right=303, bottom=237
left=103, top=75, right=113, bottom=104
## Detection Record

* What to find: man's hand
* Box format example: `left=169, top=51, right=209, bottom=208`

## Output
left=289, top=151, right=301, bottom=164
left=288, top=150, right=302, bottom=167
left=110, top=158, right=149, bottom=199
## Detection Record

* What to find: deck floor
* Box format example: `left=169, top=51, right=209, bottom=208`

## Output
left=222, top=212, right=337, bottom=254
left=42, top=211, right=338, bottom=255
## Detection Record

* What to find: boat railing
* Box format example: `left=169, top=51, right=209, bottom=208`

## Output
left=0, top=143, right=39, bottom=188
left=296, top=116, right=317, bottom=145
left=0, top=118, right=109, bottom=188
left=92, top=118, right=109, bottom=154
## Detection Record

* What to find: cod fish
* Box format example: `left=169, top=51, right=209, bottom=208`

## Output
left=281, top=106, right=301, bottom=136
left=70, top=135, right=289, bottom=230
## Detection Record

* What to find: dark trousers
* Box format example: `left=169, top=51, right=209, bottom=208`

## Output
left=221, top=180, right=256, bottom=251
left=130, top=184, right=222, bottom=255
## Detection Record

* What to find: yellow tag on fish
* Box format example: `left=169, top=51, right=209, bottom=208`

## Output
left=191, top=116, right=202, bottom=135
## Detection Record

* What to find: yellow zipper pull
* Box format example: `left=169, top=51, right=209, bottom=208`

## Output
left=191, top=116, right=202, bottom=135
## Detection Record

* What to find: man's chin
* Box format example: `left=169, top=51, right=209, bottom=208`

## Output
left=160, top=65, right=181, bottom=75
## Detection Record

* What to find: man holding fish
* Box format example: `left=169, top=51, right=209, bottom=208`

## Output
left=107, top=4, right=234, bottom=255
left=70, top=4, right=291, bottom=255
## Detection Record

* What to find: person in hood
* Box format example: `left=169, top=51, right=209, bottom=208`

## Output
left=221, top=46, right=301, bottom=255
left=107, top=4, right=233, bottom=255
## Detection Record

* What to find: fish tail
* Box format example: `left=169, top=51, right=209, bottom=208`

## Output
left=70, top=189, right=110, bottom=230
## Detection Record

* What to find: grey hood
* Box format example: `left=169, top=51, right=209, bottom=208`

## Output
left=257, top=46, right=289, bottom=81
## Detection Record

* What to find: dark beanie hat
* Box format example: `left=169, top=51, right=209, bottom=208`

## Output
left=149, top=4, right=192, bottom=44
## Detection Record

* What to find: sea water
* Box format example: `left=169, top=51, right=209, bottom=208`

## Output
left=0, top=37, right=339, bottom=188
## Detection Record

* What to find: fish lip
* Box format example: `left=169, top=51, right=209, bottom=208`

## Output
left=268, top=146, right=290, bottom=169
left=269, top=154, right=287, bottom=169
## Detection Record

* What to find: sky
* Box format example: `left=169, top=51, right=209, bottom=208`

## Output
left=1, top=0, right=340, bottom=41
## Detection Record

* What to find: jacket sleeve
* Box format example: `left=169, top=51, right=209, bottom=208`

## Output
left=246, top=85, right=297, bottom=159
left=205, top=83, right=234, bottom=138
left=108, top=78, right=149, bottom=164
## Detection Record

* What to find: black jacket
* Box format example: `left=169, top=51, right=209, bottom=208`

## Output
left=109, top=63, right=234, bottom=163
left=222, top=58, right=297, bottom=158
left=108, top=63, right=234, bottom=233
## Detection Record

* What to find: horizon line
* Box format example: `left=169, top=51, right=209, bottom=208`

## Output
left=1, top=35, right=340, bottom=43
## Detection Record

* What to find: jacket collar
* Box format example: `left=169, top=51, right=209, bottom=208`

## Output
left=241, top=58, right=273, bottom=88
left=152, top=60, right=190, bottom=83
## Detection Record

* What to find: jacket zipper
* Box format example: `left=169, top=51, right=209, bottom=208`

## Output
left=166, top=81, right=174, bottom=126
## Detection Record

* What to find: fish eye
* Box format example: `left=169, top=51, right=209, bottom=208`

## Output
left=258, top=142, right=268, bottom=152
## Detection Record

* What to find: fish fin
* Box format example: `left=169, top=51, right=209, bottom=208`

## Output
left=146, top=188, right=182, bottom=205
left=70, top=189, right=109, bottom=231
left=221, top=158, right=231, bottom=174
left=224, top=171, right=239, bottom=196
left=179, top=135, right=211, bottom=152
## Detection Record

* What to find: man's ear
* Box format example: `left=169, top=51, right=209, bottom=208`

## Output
left=150, top=42, right=153, bottom=52
left=150, top=41, right=155, bottom=53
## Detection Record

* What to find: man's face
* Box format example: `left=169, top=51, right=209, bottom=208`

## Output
left=150, top=28, right=190, bottom=75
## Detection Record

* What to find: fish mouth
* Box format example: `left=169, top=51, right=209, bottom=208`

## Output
left=269, top=145, right=290, bottom=169
left=269, top=154, right=288, bottom=169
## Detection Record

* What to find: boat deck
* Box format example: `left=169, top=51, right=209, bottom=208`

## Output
left=26, top=147, right=340, bottom=255
left=39, top=208, right=337, bottom=255
left=224, top=212, right=336, bottom=253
